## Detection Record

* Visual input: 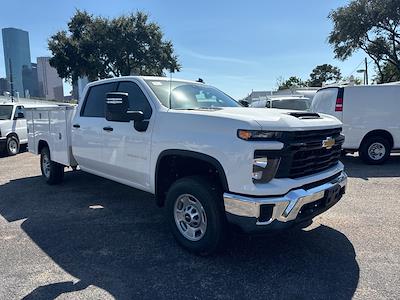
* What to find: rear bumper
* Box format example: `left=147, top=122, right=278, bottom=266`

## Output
left=224, top=171, right=347, bottom=233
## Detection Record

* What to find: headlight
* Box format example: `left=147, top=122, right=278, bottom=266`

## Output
left=238, top=130, right=283, bottom=141
left=252, top=155, right=281, bottom=183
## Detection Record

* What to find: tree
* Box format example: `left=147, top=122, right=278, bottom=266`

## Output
left=276, top=76, right=307, bottom=90
left=48, top=10, right=180, bottom=83
left=308, top=64, right=342, bottom=86
left=375, top=61, right=400, bottom=83
left=328, top=0, right=400, bottom=83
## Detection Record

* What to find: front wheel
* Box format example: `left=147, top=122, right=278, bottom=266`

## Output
left=166, top=176, right=227, bottom=256
left=40, top=147, right=64, bottom=184
left=359, top=136, right=391, bottom=165
left=6, top=136, right=19, bottom=156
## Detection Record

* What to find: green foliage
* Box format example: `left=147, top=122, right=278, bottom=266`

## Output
left=328, top=0, right=400, bottom=83
left=48, top=10, right=180, bottom=83
left=276, top=76, right=307, bottom=90
left=375, top=62, right=400, bottom=83
left=308, top=64, right=342, bottom=87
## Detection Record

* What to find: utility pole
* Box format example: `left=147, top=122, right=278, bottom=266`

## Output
left=365, top=57, right=368, bottom=85
left=8, top=59, right=14, bottom=102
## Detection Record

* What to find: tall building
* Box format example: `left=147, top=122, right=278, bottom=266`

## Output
left=2, top=28, right=32, bottom=97
left=0, top=78, right=9, bottom=95
left=37, top=57, right=64, bottom=100
left=22, top=63, right=39, bottom=98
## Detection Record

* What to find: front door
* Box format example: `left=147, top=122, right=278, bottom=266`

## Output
left=101, top=80, right=154, bottom=191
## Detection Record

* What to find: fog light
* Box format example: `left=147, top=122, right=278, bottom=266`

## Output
left=252, top=171, right=263, bottom=180
left=252, top=156, right=280, bottom=183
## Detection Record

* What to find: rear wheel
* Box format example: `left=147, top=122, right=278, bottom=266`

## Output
left=359, top=136, right=391, bottom=165
left=166, top=176, right=227, bottom=255
left=40, top=147, right=64, bottom=184
left=6, top=136, right=19, bottom=156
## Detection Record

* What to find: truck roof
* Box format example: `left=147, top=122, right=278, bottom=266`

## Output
left=88, top=76, right=201, bottom=86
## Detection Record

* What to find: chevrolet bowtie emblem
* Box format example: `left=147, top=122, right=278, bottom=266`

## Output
left=322, top=137, right=335, bottom=149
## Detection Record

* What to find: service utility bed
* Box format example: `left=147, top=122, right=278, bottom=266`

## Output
left=26, top=105, right=78, bottom=167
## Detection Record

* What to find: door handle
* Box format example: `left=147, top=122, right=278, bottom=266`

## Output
left=73, top=124, right=80, bottom=128
left=103, top=126, right=113, bottom=132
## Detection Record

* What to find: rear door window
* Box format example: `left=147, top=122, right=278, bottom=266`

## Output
left=311, top=88, right=338, bottom=113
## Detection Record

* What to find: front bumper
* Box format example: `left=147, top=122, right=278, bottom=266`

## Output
left=224, top=171, right=347, bottom=233
left=0, top=137, right=6, bottom=152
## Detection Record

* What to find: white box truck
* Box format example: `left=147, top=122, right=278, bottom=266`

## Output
left=26, top=76, right=347, bottom=255
left=311, top=85, right=400, bottom=164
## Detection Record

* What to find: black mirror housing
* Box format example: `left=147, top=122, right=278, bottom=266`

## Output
left=127, top=110, right=145, bottom=122
left=105, top=92, right=130, bottom=122
left=239, top=100, right=249, bottom=107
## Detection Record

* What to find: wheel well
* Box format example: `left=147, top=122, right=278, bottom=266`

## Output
left=38, top=140, right=49, bottom=154
left=6, top=132, right=19, bottom=141
left=361, top=130, right=394, bottom=149
left=155, top=151, right=228, bottom=207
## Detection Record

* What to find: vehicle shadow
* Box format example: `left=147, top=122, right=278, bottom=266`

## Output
left=341, top=154, right=400, bottom=179
left=0, top=171, right=359, bottom=299
left=0, top=144, right=28, bottom=158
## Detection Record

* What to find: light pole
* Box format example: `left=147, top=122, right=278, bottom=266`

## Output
left=356, top=58, right=369, bottom=85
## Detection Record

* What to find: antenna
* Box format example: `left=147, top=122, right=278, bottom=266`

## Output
left=168, top=71, right=172, bottom=109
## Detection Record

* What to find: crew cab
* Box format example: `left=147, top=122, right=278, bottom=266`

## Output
left=26, top=76, right=347, bottom=255
left=0, top=103, right=27, bottom=155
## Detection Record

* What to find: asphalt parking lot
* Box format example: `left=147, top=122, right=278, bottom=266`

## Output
left=0, top=151, right=399, bottom=300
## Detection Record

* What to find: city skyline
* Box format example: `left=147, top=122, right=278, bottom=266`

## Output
left=0, top=1, right=368, bottom=99
left=1, top=27, right=64, bottom=100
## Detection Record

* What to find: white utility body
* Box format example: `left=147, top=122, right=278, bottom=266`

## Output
left=27, top=76, right=347, bottom=255
left=312, top=84, right=400, bottom=164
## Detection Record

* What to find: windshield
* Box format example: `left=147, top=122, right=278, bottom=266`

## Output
left=271, top=99, right=310, bottom=111
left=145, top=80, right=241, bottom=109
left=0, top=105, right=13, bottom=120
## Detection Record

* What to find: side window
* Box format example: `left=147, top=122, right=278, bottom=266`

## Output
left=82, top=82, right=117, bottom=117
left=15, top=106, right=25, bottom=118
left=117, top=81, right=152, bottom=119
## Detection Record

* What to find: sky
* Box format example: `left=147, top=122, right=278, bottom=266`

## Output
left=0, top=0, right=368, bottom=98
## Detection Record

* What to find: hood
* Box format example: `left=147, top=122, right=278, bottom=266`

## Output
left=179, top=107, right=342, bottom=131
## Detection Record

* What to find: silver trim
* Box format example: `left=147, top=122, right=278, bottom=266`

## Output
left=224, top=171, right=347, bottom=226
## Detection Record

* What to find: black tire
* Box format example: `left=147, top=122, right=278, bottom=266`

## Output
left=6, top=136, right=19, bottom=156
left=40, top=147, right=64, bottom=185
left=359, top=136, right=391, bottom=165
left=166, top=176, right=227, bottom=256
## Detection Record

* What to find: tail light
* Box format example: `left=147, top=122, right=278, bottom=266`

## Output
left=335, top=88, right=344, bottom=112
left=335, top=97, right=343, bottom=111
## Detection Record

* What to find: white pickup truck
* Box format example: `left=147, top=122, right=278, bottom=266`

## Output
left=0, top=103, right=28, bottom=155
left=27, top=76, right=347, bottom=255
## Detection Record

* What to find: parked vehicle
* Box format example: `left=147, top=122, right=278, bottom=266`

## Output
left=0, top=103, right=28, bottom=155
left=26, top=76, right=347, bottom=255
left=311, top=85, right=400, bottom=164
left=251, top=96, right=311, bottom=111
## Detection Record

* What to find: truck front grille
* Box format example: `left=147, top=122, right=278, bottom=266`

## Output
left=266, top=128, right=344, bottom=179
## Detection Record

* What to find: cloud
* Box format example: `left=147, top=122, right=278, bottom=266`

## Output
left=182, top=48, right=255, bottom=65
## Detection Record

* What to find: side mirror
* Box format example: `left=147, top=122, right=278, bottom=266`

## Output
left=15, top=112, right=24, bottom=119
left=127, top=110, right=144, bottom=122
left=105, top=92, right=130, bottom=122
left=239, top=100, right=249, bottom=107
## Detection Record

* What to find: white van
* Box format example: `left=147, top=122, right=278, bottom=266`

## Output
left=251, top=96, right=311, bottom=111
left=311, top=85, right=400, bottom=164
left=0, top=103, right=27, bottom=155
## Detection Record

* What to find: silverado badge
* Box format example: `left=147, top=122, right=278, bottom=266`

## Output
left=322, top=137, right=335, bottom=149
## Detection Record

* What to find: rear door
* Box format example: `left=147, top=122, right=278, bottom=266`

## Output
left=101, top=80, right=154, bottom=190
left=71, top=82, right=117, bottom=172
left=311, top=87, right=343, bottom=121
